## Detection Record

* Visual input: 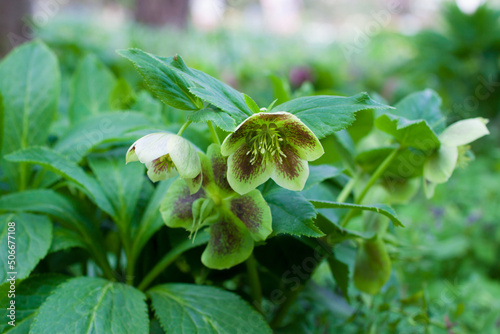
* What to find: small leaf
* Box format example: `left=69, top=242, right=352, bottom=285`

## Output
left=69, top=54, right=116, bottom=123
left=269, top=74, right=291, bottom=104
left=0, top=213, right=52, bottom=284
left=5, top=147, right=115, bottom=217
left=263, top=185, right=323, bottom=237
left=353, top=237, right=391, bottom=295
left=148, top=283, right=272, bottom=334
left=189, top=107, right=236, bottom=132
left=0, top=274, right=69, bottom=333
left=276, top=93, right=392, bottom=139
left=31, top=277, right=148, bottom=334
left=244, top=94, right=261, bottom=114
left=117, top=49, right=202, bottom=110
left=311, top=200, right=404, bottom=227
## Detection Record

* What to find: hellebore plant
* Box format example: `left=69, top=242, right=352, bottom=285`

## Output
left=126, top=132, right=202, bottom=194
left=160, top=144, right=272, bottom=269
left=221, top=111, right=324, bottom=194
left=423, top=117, right=489, bottom=197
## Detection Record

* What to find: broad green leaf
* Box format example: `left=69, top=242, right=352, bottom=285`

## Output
left=327, top=253, right=351, bottom=303
left=269, top=73, right=291, bottom=105
left=31, top=277, right=148, bottom=334
left=0, top=213, right=52, bottom=284
left=375, top=114, right=440, bottom=150
left=314, top=214, right=375, bottom=244
left=5, top=147, right=115, bottom=217
left=0, top=274, right=68, bottom=333
left=69, top=54, right=116, bottom=123
left=263, top=186, right=323, bottom=237
left=88, top=154, right=145, bottom=228
left=0, top=189, right=87, bottom=229
left=117, top=49, right=202, bottom=110
left=0, top=41, right=60, bottom=190
left=148, top=283, right=272, bottom=334
left=49, top=226, right=87, bottom=253
left=310, top=200, right=404, bottom=227
left=304, top=164, right=342, bottom=190
left=189, top=107, right=236, bottom=132
left=353, top=237, right=391, bottom=295
left=389, top=89, right=446, bottom=133
left=348, top=108, right=374, bottom=143
left=276, top=93, right=392, bottom=139
left=131, top=179, right=175, bottom=261
left=110, top=78, right=135, bottom=110
left=356, top=146, right=428, bottom=179
left=164, top=55, right=253, bottom=122
left=55, top=112, right=155, bottom=163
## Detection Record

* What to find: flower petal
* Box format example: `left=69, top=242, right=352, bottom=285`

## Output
left=160, top=178, right=206, bottom=229
left=145, top=158, right=178, bottom=183
left=133, top=132, right=172, bottom=163
left=423, top=145, right=458, bottom=184
left=184, top=172, right=202, bottom=194
left=229, top=189, right=272, bottom=241
left=220, top=114, right=262, bottom=156
left=201, top=211, right=254, bottom=269
left=125, top=146, right=139, bottom=164
left=439, top=117, right=489, bottom=146
left=273, top=111, right=324, bottom=161
left=271, top=145, right=309, bottom=191
left=167, top=135, right=201, bottom=179
left=227, top=143, right=272, bottom=195
left=207, top=144, right=233, bottom=194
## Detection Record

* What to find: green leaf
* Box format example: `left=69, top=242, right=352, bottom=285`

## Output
left=263, top=186, right=323, bottom=237
left=189, top=108, right=236, bottom=132
left=132, top=179, right=175, bottom=261
left=244, top=94, right=261, bottom=114
left=0, top=41, right=60, bottom=190
left=269, top=73, right=291, bottom=105
left=314, top=214, right=375, bottom=244
left=326, top=253, right=351, bottom=303
left=148, top=283, right=272, bottom=334
left=88, top=154, right=145, bottom=227
left=110, top=78, right=135, bottom=110
left=49, top=226, right=86, bottom=253
left=117, top=49, right=202, bottom=110
left=5, top=147, right=115, bottom=217
left=164, top=55, right=253, bottom=122
left=310, top=200, right=404, bottom=227
left=0, top=274, right=69, bottom=333
left=0, top=189, right=87, bottom=229
left=353, top=236, right=391, bottom=295
left=304, top=164, right=342, bottom=190
left=69, top=54, right=116, bottom=123
left=55, top=112, right=155, bottom=163
left=31, top=277, right=148, bottom=334
left=0, top=213, right=52, bottom=284
left=276, top=93, right=392, bottom=139
left=375, top=113, right=440, bottom=150
left=389, top=89, right=446, bottom=133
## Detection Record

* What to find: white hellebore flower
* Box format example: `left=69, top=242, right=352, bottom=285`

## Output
left=126, top=132, right=202, bottom=194
left=423, top=117, right=489, bottom=198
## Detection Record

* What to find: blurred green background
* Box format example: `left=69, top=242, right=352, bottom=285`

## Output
left=1, top=0, right=499, bottom=332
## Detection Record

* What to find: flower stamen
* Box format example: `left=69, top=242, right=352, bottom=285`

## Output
left=152, top=154, right=175, bottom=173
left=246, top=123, right=287, bottom=165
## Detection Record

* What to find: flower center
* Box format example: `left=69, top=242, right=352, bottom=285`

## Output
left=246, top=123, right=287, bottom=165
left=152, top=154, right=175, bottom=173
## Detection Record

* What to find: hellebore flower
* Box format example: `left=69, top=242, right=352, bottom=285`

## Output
left=220, top=111, right=324, bottom=195
left=126, top=132, right=202, bottom=194
left=423, top=117, right=489, bottom=197
left=160, top=144, right=272, bottom=269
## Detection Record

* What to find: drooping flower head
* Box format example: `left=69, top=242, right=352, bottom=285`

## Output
left=220, top=111, right=324, bottom=195
left=126, top=132, right=202, bottom=194
left=423, top=117, right=489, bottom=197
left=160, top=144, right=272, bottom=269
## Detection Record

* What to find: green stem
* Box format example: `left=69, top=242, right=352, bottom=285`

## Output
left=245, top=254, right=262, bottom=313
left=207, top=121, right=221, bottom=145
left=177, top=120, right=192, bottom=136
left=339, top=146, right=400, bottom=228
left=336, top=176, right=357, bottom=203
left=270, top=285, right=304, bottom=329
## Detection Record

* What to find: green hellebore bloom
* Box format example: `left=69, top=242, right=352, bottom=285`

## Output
left=126, top=132, right=202, bottom=194
left=160, top=144, right=272, bottom=270
left=423, top=117, right=489, bottom=198
left=220, top=111, right=324, bottom=195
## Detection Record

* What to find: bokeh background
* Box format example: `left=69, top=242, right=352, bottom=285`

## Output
left=1, top=0, right=500, bottom=332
